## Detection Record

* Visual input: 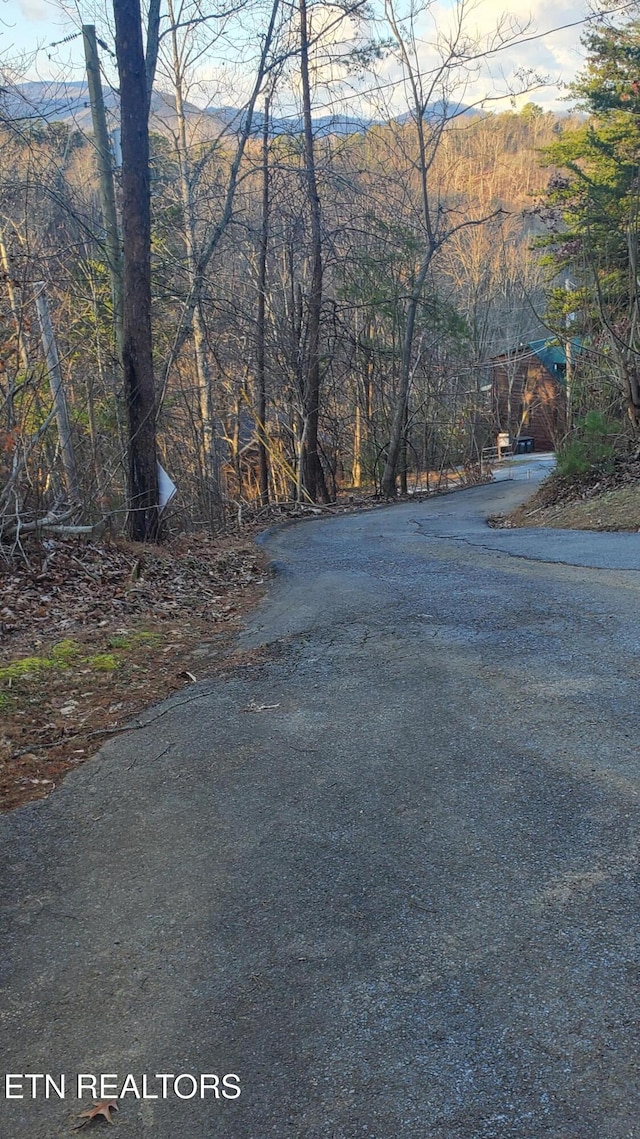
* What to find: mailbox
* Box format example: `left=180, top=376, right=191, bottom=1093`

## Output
left=497, top=432, right=510, bottom=457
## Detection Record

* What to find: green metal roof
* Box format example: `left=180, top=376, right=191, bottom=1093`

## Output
left=529, top=337, right=581, bottom=380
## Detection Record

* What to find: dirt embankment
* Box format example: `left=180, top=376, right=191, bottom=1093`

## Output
left=489, top=454, right=640, bottom=532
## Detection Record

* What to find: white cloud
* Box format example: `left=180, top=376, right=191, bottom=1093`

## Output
left=6, top=0, right=593, bottom=114
left=357, top=0, right=590, bottom=116
left=16, top=0, right=51, bottom=23
left=431, top=0, right=590, bottom=109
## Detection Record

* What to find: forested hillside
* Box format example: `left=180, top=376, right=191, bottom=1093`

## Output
left=0, top=98, right=563, bottom=532
left=1, top=0, right=637, bottom=540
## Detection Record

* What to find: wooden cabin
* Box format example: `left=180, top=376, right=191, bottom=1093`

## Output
left=489, top=338, right=572, bottom=452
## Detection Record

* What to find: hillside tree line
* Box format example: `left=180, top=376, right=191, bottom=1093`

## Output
left=2, top=0, right=614, bottom=545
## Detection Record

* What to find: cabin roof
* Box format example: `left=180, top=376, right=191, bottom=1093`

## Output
left=491, top=337, right=581, bottom=381
left=529, top=337, right=567, bottom=375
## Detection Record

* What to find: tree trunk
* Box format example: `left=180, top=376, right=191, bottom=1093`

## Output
left=399, top=403, right=408, bottom=495
left=83, top=24, right=124, bottom=364
left=0, top=223, right=28, bottom=430
left=620, top=351, right=640, bottom=428
left=113, top=0, right=159, bottom=541
left=33, top=283, right=81, bottom=505
left=256, top=93, right=271, bottom=506
left=625, top=221, right=640, bottom=429
left=0, top=224, right=28, bottom=378
left=381, top=252, right=432, bottom=497
left=168, top=0, right=224, bottom=527
left=298, top=0, right=330, bottom=503
left=352, top=400, right=362, bottom=487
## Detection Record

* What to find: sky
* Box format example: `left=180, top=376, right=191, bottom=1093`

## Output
left=0, top=0, right=611, bottom=114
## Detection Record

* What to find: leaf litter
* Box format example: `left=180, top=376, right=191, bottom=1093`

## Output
left=0, top=532, right=270, bottom=810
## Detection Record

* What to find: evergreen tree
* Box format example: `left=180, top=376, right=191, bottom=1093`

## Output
left=541, top=13, right=640, bottom=426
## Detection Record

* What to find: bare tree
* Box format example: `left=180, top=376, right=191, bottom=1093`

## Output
left=297, top=0, right=330, bottom=502
left=256, top=90, right=272, bottom=505
left=154, top=0, right=282, bottom=524
left=379, top=0, right=533, bottom=496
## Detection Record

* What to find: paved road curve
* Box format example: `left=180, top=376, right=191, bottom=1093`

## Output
left=2, top=472, right=640, bottom=1138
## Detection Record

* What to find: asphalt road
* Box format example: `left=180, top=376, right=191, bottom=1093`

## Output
left=2, top=467, right=640, bottom=1138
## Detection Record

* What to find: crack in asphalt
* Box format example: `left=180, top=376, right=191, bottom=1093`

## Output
left=408, top=516, right=640, bottom=573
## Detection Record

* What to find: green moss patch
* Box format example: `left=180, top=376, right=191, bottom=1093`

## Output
left=0, top=639, right=83, bottom=683
left=106, top=630, right=161, bottom=650
left=0, top=637, right=127, bottom=696
left=89, top=653, right=120, bottom=672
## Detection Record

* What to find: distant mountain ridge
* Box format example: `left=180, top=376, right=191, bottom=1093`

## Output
left=1, top=80, right=475, bottom=137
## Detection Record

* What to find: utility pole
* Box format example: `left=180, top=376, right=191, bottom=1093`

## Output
left=83, top=24, right=124, bottom=362
left=34, top=283, right=81, bottom=504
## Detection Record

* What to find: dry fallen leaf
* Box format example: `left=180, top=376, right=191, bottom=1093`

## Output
left=76, top=1099, right=119, bottom=1127
left=0, top=532, right=269, bottom=811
